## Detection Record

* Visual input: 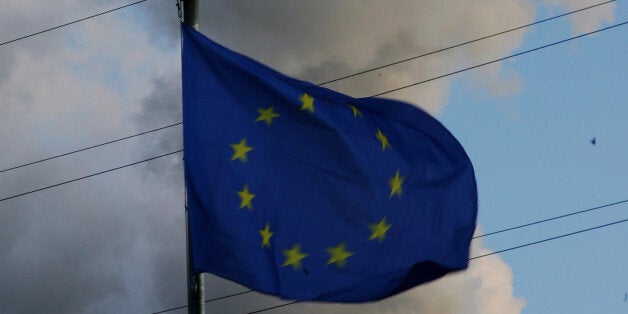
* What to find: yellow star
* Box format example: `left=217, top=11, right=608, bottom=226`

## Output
left=326, top=242, right=354, bottom=268
left=230, top=138, right=253, bottom=162
left=282, top=244, right=309, bottom=270
left=259, top=223, right=274, bottom=248
left=255, top=106, right=281, bottom=125
left=347, top=104, right=362, bottom=118
left=299, top=93, right=315, bottom=114
left=368, top=217, right=392, bottom=243
left=237, top=184, right=255, bottom=210
left=375, top=127, right=391, bottom=151
left=388, top=169, right=405, bottom=198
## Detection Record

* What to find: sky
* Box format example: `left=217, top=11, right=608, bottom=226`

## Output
left=0, top=0, right=626, bottom=313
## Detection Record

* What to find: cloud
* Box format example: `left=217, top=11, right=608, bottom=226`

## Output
left=0, top=1, right=180, bottom=313
left=183, top=0, right=535, bottom=114
left=542, top=0, right=616, bottom=35
left=0, top=184, right=133, bottom=313
left=0, top=0, right=616, bottom=313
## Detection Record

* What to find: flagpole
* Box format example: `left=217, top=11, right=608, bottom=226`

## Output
left=183, top=0, right=199, bottom=30
left=183, top=1, right=204, bottom=314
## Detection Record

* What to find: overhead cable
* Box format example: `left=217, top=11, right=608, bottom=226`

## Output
left=151, top=290, right=254, bottom=314
left=3, top=19, right=627, bottom=203
left=150, top=216, right=628, bottom=313
left=242, top=218, right=628, bottom=313
left=372, top=20, right=628, bottom=97
left=247, top=301, right=301, bottom=314
left=0, top=122, right=180, bottom=174
left=0, top=0, right=151, bottom=47
left=0, top=150, right=182, bottom=203
left=318, top=0, right=617, bottom=86
left=469, top=218, right=627, bottom=260
left=4, top=17, right=625, bottom=175
left=474, top=199, right=628, bottom=238
left=1, top=0, right=613, bottom=50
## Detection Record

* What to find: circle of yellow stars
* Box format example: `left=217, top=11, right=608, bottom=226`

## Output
left=227, top=93, right=405, bottom=271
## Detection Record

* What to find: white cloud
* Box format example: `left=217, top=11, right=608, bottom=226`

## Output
left=542, top=0, right=616, bottom=34
left=195, top=0, right=535, bottom=114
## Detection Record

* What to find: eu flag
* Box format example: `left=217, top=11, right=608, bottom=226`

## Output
left=182, top=24, right=477, bottom=302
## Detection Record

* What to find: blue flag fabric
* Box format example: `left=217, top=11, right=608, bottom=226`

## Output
left=182, top=24, right=477, bottom=302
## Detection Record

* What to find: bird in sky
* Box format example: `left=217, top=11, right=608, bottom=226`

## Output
left=590, top=137, right=596, bottom=145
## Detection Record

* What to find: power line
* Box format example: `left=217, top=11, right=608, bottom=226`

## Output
left=3, top=21, right=627, bottom=203
left=0, top=0, right=612, bottom=51
left=1, top=1, right=617, bottom=174
left=0, top=0, right=151, bottom=47
left=204, top=289, right=255, bottom=303
left=0, top=150, right=182, bottom=203
left=372, top=20, right=628, bottom=97
left=152, top=216, right=628, bottom=313
left=0, top=1, right=619, bottom=176
left=243, top=218, right=627, bottom=314
left=154, top=197, right=628, bottom=313
left=474, top=199, right=628, bottom=238
left=151, top=290, right=255, bottom=314
left=469, top=218, right=627, bottom=260
left=318, top=0, right=617, bottom=86
left=0, top=122, right=180, bottom=174
left=151, top=304, right=186, bottom=314
left=5, top=16, right=625, bottom=176
left=248, top=301, right=301, bottom=314
left=3, top=17, right=626, bottom=204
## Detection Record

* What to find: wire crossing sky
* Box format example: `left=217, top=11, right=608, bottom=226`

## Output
left=150, top=217, right=628, bottom=314
left=1, top=18, right=625, bottom=204
left=1, top=17, right=624, bottom=177
left=0, top=0, right=151, bottom=47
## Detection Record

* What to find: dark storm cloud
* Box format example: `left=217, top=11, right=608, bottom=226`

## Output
left=0, top=1, right=181, bottom=313
left=0, top=187, right=129, bottom=313
left=132, top=73, right=182, bottom=182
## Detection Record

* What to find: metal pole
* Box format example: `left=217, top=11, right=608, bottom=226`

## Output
left=183, top=0, right=199, bottom=30
left=183, top=1, right=203, bottom=313
left=185, top=205, right=204, bottom=314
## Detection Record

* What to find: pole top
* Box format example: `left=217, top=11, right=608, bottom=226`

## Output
left=183, top=0, right=199, bottom=30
